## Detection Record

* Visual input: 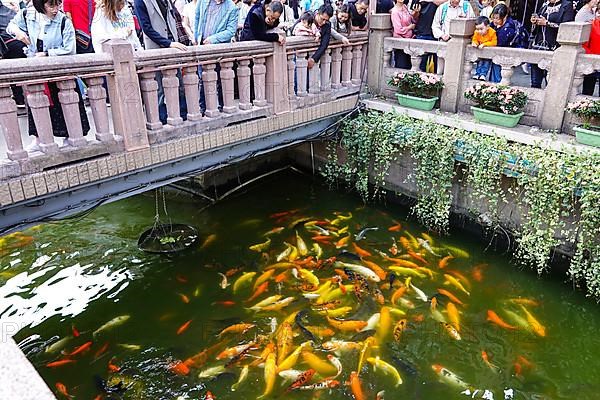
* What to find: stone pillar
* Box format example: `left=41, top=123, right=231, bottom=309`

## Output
left=104, top=39, right=149, bottom=150
left=253, top=57, right=267, bottom=107
left=85, top=77, right=112, bottom=143
left=320, top=49, right=332, bottom=92
left=441, top=18, right=475, bottom=113
left=308, top=61, right=320, bottom=94
left=139, top=72, right=162, bottom=130
left=57, top=79, right=87, bottom=147
left=541, top=22, right=590, bottom=131
left=367, top=14, right=392, bottom=94
left=182, top=66, right=202, bottom=121
left=25, top=83, right=58, bottom=153
left=265, top=43, right=290, bottom=114
left=296, top=51, right=308, bottom=97
left=238, top=59, right=252, bottom=110
left=331, top=47, right=342, bottom=89
left=162, top=68, right=183, bottom=126
left=220, top=61, right=237, bottom=114
left=202, top=62, right=220, bottom=117
left=287, top=53, right=296, bottom=100
left=341, top=46, right=353, bottom=87
left=351, top=43, right=363, bottom=85
left=0, top=87, right=27, bottom=160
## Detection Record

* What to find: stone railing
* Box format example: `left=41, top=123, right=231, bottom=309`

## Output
left=0, top=33, right=367, bottom=179
left=368, top=14, right=598, bottom=133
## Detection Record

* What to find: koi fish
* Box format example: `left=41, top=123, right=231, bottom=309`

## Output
left=390, top=286, right=407, bottom=305
left=503, top=309, right=531, bottom=331
left=409, top=282, right=428, bottom=302
left=487, top=310, right=517, bottom=330
left=302, top=352, right=338, bottom=376
left=337, top=262, right=380, bottom=282
left=295, top=231, right=308, bottom=256
left=446, top=302, right=460, bottom=331
left=46, top=337, right=71, bottom=354
left=94, top=342, right=110, bottom=358
left=361, top=260, right=387, bottom=280
left=249, top=238, right=271, bottom=252
left=264, top=226, right=285, bottom=236
left=212, top=300, right=236, bottom=307
left=178, top=293, right=190, bottom=304
left=108, top=358, right=120, bottom=373
left=246, top=281, right=269, bottom=302
left=297, top=379, right=340, bottom=390
left=278, top=342, right=311, bottom=371
left=438, top=255, right=454, bottom=269
left=270, top=209, right=299, bottom=219
left=71, top=325, right=80, bottom=338
left=508, top=298, right=540, bottom=307
left=117, top=343, right=141, bottom=351
left=393, top=319, right=407, bottom=341
left=408, top=250, right=428, bottom=265
left=437, top=288, right=464, bottom=305
left=55, top=382, right=71, bottom=398
left=519, top=305, right=546, bottom=337
left=481, top=350, right=499, bottom=372
left=444, top=245, right=470, bottom=258
left=68, top=341, right=93, bottom=356
left=335, top=236, right=351, bottom=249
left=317, top=306, right=353, bottom=318
left=176, top=274, right=188, bottom=283
left=376, top=390, right=386, bottom=400
left=417, top=238, right=440, bottom=256
left=390, top=307, right=407, bottom=318
left=322, top=339, right=361, bottom=355
left=388, top=224, right=402, bottom=232
left=198, top=365, right=226, bottom=378
left=262, top=297, right=295, bottom=312
left=362, top=313, right=381, bottom=332
left=443, top=274, right=470, bottom=296
left=355, top=226, right=379, bottom=241
left=233, top=272, right=256, bottom=293
left=349, top=371, right=366, bottom=400
left=205, top=391, right=216, bottom=400
left=217, top=323, right=255, bottom=337
left=93, top=315, right=130, bottom=337
left=218, top=272, right=230, bottom=289
left=295, top=268, right=320, bottom=287
left=286, top=368, right=316, bottom=391
left=258, top=352, right=277, bottom=399
left=442, top=323, right=461, bottom=340
left=169, top=360, right=190, bottom=376
left=279, top=369, right=305, bottom=382
left=217, top=343, right=256, bottom=360
left=377, top=306, right=392, bottom=342
left=176, top=319, right=192, bottom=335
left=47, top=359, right=75, bottom=368
left=431, top=364, right=470, bottom=389
left=357, top=337, right=376, bottom=373
left=352, top=242, right=372, bottom=258
left=253, top=270, right=274, bottom=290
left=327, top=354, right=343, bottom=378
left=367, top=356, right=403, bottom=386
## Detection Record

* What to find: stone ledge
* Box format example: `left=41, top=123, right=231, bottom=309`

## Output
left=363, top=99, right=600, bottom=154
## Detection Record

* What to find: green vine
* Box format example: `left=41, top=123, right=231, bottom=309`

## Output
left=323, top=110, right=600, bottom=300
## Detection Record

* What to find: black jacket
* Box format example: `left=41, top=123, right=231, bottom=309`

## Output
left=311, top=21, right=331, bottom=62
left=348, top=1, right=367, bottom=28
left=240, top=3, right=280, bottom=42
left=531, top=0, right=575, bottom=50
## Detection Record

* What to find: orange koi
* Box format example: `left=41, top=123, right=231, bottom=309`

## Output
left=413, top=314, right=425, bottom=322
left=55, top=382, right=70, bottom=397
left=388, top=224, right=402, bottom=232
left=275, top=271, right=289, bottom=283
left=334, top=269, right=349, bottom=280
left=349, top=371, right=365, bottom=400
left=390, top=286, right=407, bottom=305
left=408, top=250, right=428, bottom=265
left=68, top=341, right=93, bottom=356
left=352, top=243, right=372, bottom=258
left=437, top=288, right=464, bottom=306
left=286, top=368, right=316, bottom=392
left=446, top=302, right=460, bottom=332
left=294, top=256, right=314, bottom=266
left=108, top=358, right=120, bottom=373
left=205, top=390, right=216, bottom=400
left=430, top=296, right=438, bottom=310
left=312, top=235, right=333, bottom=243
left=177, top=319, right=193, bottom=335
left=71, top=324, right=80, bottom=338
left=225, top=268, right=242, bottom=277
left=270, top=209, right=299, bottom=219
left=254, top=270, right=275, bottom=290
left=93, top=395, right=103, bottom=400
left=481, top=350, right=499, bottom=371
left=178, top=293, right=190, bottom=304
left=517, top=355, right=534, bottom=369
left=386, top=258, right=420, bottom=269
left=247, top=281, right=269, bottom=302
left=217, top=323, right=256, bottom=337
left=438, top=255, right=454, bottom=269
left=176, top=274, right=188, bottom=283
left=217, top=343, right=257, bottom=360
left=46, top=359, right=75, bottom=368
left=514, top=362, right=522, bottom=377
left=487, top=310, right=517, bottom=330
left=326, top=317, right=368, bottom=332
left=94, top=342, right=109, bottom=359
left=398, top=236, right=412, bottom=251
left=212, top=300, right=236, bottom=307
left=184, top=340, right=228, bottom=368
left=169, top=360, right=190, bottom=375
left=335, top=236, right=350, bottom=249
left=361, top=260, right=387, bottom=280
left=509, top=298, right=540, bottom=307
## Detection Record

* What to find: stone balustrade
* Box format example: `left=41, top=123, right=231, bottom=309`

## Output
left=0, top=33, right=367, bottom=180
left=369, top=14, right=599, bottom=133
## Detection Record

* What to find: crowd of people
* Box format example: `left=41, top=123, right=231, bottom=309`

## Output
left=1, top=0, right=600, bottom=148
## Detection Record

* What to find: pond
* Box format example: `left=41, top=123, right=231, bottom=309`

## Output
left=1, top=170, right=599, bottom=400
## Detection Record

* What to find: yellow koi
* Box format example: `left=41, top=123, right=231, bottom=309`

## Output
left=278, top=342, right=311, bottom=371
left=296, top=231, right=308, bottom=256
left=520, top=305, right=546, bottom=337
left=327, top=317, right=368, bottom=332
left=302, top=351, right=338, bottom=376
left=444, top=274, right=470, bottom=296
left=258, top=352, right=277, bottom=399
left=233, top=272, right=257, bottom=293
left=446, top=302, right=461, bottom=332
left=277, top=323, right=294, bottom=364
left=388, top=266, right=426, bottom=279
left=376, top=306, right=392, bottom=342
left=249, top=238, right=271, bottom=252
left=367, top=356, right=403, bottom=386
left=317, top=306, right=353, bottom=318
left=357, top=337, right=376, bottom=374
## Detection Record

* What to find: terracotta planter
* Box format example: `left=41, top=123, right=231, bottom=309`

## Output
left=471, top=106, right=524, bottom=128
left=573, top=125, right=600, bottom=147
left=396, top=93, right=438, bottom=111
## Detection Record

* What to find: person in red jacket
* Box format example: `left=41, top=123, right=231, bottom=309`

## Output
left=63, top=0, right=96, bottom=53
left=582, top=10, right=600, bottom=96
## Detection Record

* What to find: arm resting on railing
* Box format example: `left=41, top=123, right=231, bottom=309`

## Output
left=204, top=4, right=239, bottom=44
left=311, top=22, right=331, bottom=63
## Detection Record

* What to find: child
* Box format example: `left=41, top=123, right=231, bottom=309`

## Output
left=480, top=0, right=496, bottom=18
left=472, top=16, right=497, bottom=80
left=293, top=11, right=317, bottom=36
left=330, top=4, right=351, bottom=44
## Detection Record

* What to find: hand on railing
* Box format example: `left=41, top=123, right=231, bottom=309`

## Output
left=13, top=29, right=31, bottom=46
left=278, top=34, right=286, bottom=46
left=170, top=42, right=188, bottom=51
left=308, top=58, right=315, bottom=69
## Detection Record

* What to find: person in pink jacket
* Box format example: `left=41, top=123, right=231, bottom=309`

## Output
left=390, top=0, right=419, bottom=69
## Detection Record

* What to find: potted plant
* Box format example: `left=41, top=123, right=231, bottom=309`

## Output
left=464, top=83, right=528, bottom=128
left=387, top=71, right=444, bottom=111
left=566, top=99, right=600, bottom=147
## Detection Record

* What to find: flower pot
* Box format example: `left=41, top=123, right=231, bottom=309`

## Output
left=396, top=93, right=438, bottom=111
left=471, top=106, right=524, bottom=128
left=573, top=125, right=600, bottom=148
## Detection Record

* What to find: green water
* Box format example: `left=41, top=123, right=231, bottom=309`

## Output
left=1, top=171, right=600, bottom=400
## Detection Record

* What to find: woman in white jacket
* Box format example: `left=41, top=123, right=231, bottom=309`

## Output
left=91, top=0, right=142, bottom=53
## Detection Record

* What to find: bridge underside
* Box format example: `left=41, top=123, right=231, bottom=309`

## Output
left=0, top=96, right=358, bottom=234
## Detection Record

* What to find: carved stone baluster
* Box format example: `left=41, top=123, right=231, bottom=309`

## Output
left=162, top=68, right=183, bottom=125
left=296, top=52, right=308, bottom=97
left=572, top=67, right=587, bottom=97
left=139, top=72, right=162, bottom=130
left=287, top=53, right=296, bottom=100
left=463, top=56, right=476, bottom=83
left=219, top=61, right=237, bottom=114
left=308, top=59, right=320, bottom=95
left=25, top=83, right=58, bottom=153
left=253, top=57, right=267, bottom=107
left=499, top=65, right=514, bottom=85
left=0, top=87, right=27, bottom=160
left=237, top=59, right=252, bottom=110
left=202, top=63, right=220, bottom=117
left=182, top=66, right=202, bottom=121
left=57, top=79, right=87, bottom=147
left=408, top=50, right=423, bottom=72
left=341, top=46, right=352, bottom=87
left=383, top=48, right=392, bottom=68
left=436, top=57, right=445, bottom=76
left=351, top=43, right=363, bottom=85
left=331, top=47, right=342, bottom=89
left=85, top=77, right=112, bottom=142
left=320, top=49, right=332, bottom=92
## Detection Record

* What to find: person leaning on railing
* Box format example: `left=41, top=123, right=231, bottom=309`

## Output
left=529, top=0, right=574, bottom=88
left=6, top=0, right=90, bottom=151
left=487, top=3, right=518, bottom=82
left=239, top=0, right=286, bottom=44
left=390, top=0, right=418, bottom=69
left=329, top=3, right=351, bottom=44
left=347, top=0, right=368, bottom=31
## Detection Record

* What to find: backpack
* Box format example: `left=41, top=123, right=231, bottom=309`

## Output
left=509, top=20, right=530, bottom=49
left=440, top=1, right=470, bottom=25
left=21, top=8, right=67, bottom=36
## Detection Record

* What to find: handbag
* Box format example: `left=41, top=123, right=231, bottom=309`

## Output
left=169, top=0, right=191, bottom=45
left=74, top=0, right=93, bottom=51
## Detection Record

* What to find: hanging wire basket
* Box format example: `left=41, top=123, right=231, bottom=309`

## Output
left=137, top=188, right=199, bottom=254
